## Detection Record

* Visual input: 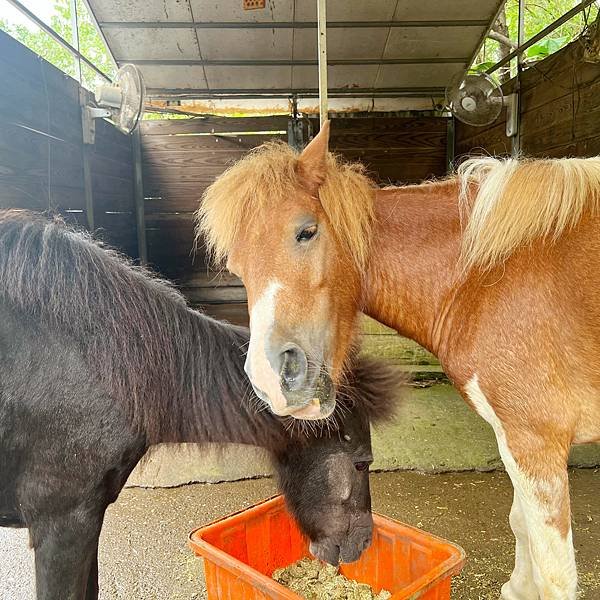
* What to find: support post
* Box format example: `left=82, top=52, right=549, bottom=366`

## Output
left=317, top=0, right=328, bottom=127
left=446, top=117, right=455, bottom=173
left=511, top=0, right=525, bottom=156
left=69, top=0, right=82, bottom=83
left=80, top=88, right=95, bottom=231
left=132, top=129, right=148, bottom=265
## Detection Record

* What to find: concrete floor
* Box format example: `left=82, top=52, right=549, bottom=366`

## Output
left=1, top=469, right=598, bottom=600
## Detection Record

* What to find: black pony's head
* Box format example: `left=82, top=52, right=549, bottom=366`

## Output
left=272, top=357, right=403, bottom=564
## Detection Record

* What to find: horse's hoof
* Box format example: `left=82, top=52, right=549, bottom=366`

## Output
left=500, top=580, right=538, bottom=600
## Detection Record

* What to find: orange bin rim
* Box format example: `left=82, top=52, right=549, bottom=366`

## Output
left=189, top=495, right=466, bottom=600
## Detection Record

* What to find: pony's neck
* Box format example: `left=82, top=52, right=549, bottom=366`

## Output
left=152, top=309, right=287, bottom=451
left=363, top=180, right=462, bottom=361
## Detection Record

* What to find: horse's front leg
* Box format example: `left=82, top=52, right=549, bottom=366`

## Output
left=501, top=447, right=575, bottom=600
left=84, top=538, right=100, bottom=600
left=465, top=377, right=577, bottom=600
left=29, top=509, right=103, bottom=600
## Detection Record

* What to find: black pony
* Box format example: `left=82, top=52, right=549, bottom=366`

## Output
left=0, top=210, right=401, bottom=600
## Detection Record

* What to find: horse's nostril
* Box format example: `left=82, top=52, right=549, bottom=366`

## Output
left=279, top=345, right=308, bottom=391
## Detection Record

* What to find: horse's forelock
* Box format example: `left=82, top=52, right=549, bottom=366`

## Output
left=195, top=141, right=377, bottom=272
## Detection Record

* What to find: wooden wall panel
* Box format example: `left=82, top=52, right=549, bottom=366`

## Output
left=0, top=31, right=138, bottom=258
left=311, top=116, right=448, bottom=184
left=140, top=118, right=288, bottom=293
left=455, top=34, right=600, bottom=160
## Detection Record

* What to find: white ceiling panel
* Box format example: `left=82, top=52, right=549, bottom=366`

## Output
left=197, top=28, right=293, bottom=60
left=293, top=28, right=388, bottom=61
left=88, top=0, right=503, bottom=96
left=139, top=65, right=208, bottom=89
left=376, top=62, right=466, bottom=88
left=294, top=0, right=396, bottom=22
left=105, top=28, right=200, bottom=60
left=393, top=0, right=503, bottom=22
left=383, top=26, right=485, bottom=60
left=91, top=0, right=192, bottom=22
left=292, top=65, right=379, bottom=90
left=189, top=0, right=294, bottom=22
left=205, top=65, right=292, bottom=90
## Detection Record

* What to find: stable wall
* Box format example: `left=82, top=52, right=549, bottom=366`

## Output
left=0, top=30, right=138, bottom=257
left=456, top=33, right=600, bottom=158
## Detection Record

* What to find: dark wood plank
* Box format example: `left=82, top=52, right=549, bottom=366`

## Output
left=140, top=116, right=289, bottom=135
left=0, top=123, right=84, bottom=190
left=144, top=194, right=204, bottom=214
left=143, top=149, right=247, bottom=170
left=310, top=116, right=448, bottom=134
left=331, top=131, right=447, bottom=151
left=455, top=118, right=510, bottom=157
left=194, top=303, right=249, bottom=327
left=141, top=133, right=286, bottom=153
left=0, top=60, right=83, bottom=146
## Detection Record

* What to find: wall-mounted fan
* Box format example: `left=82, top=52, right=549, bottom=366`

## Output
left=84, top=64, right=145, bottom=142
left=445, top=71, right=518, bottom=137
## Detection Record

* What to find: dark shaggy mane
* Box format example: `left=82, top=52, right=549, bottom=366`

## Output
left=0, top=210, right=255, bottom=446
left=0, top=209, right=403, bottom=449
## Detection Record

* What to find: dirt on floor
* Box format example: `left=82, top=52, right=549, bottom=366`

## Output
left=0, top=470, right=598, bottom=599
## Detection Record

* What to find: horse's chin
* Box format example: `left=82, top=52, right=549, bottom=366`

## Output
left=251, top=380, right=336, bottom=420
left=289, top=400, right=335, bottom=420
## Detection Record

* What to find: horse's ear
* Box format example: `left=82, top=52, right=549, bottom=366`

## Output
left=296, top=120, right=330, bottom=193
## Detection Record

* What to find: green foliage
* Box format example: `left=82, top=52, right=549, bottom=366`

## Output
left=526, top=36, right=569, bottom=59
left=0, top=0, right=115, bottom=90
left=474, top=0, right=599, bottom=75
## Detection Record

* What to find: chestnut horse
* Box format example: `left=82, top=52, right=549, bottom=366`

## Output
left=196, top=122, right=600, bottom=599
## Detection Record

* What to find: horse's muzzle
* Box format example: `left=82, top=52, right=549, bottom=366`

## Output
left=309, top=512, right=373, bottom=564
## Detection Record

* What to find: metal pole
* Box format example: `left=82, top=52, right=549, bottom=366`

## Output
left=511, top=0, right=525, bottom=156
left=132, top=129, right=148, bottom=265
left=69, top=0, right=82, bottom=83
left=317, top=0, right=328, bottom=127
left=446, top=118, right=455, bottom=173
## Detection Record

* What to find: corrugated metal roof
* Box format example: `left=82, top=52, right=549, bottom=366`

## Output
left=87, top=0, right=504, bottom=100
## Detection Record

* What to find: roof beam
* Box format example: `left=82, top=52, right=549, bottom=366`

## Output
left=122, top=58, right=468, bottom=66
left=145, top=87, right=447, bottom=99
left=98, top=20, right=489, bottom=29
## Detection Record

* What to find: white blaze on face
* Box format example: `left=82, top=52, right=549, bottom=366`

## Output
left=246, top=281, right=289, bottom=414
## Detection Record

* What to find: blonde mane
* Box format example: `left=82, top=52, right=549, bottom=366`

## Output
left=196, top=141, right=376, bottom=270
left=457, top=155, right=600, bottom=270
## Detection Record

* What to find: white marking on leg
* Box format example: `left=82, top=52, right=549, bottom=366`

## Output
left=465, top=375, right=577, bottom=600
left=246, top=281, right=289, bottom=414
left=501, top=492, right=538, bottom=600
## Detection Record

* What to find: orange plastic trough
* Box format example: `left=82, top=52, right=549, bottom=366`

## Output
left=189, top=495, right=466, bottom=599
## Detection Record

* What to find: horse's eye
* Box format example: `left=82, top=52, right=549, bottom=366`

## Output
left=354, top=461, right=370, bottom=472
left=296, top=224, right=317, bottom=242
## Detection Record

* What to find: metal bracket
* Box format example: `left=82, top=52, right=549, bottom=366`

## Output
left=287, top=118, right=304, bottom=151
left=80, top=88, right=96, bottom=145
left=82, top=106, right=112, bottom=145
left=505, top=93, right=519, bottom=138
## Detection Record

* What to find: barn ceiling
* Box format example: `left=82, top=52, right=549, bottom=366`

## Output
left=87, top=0, right=505, bottom=100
